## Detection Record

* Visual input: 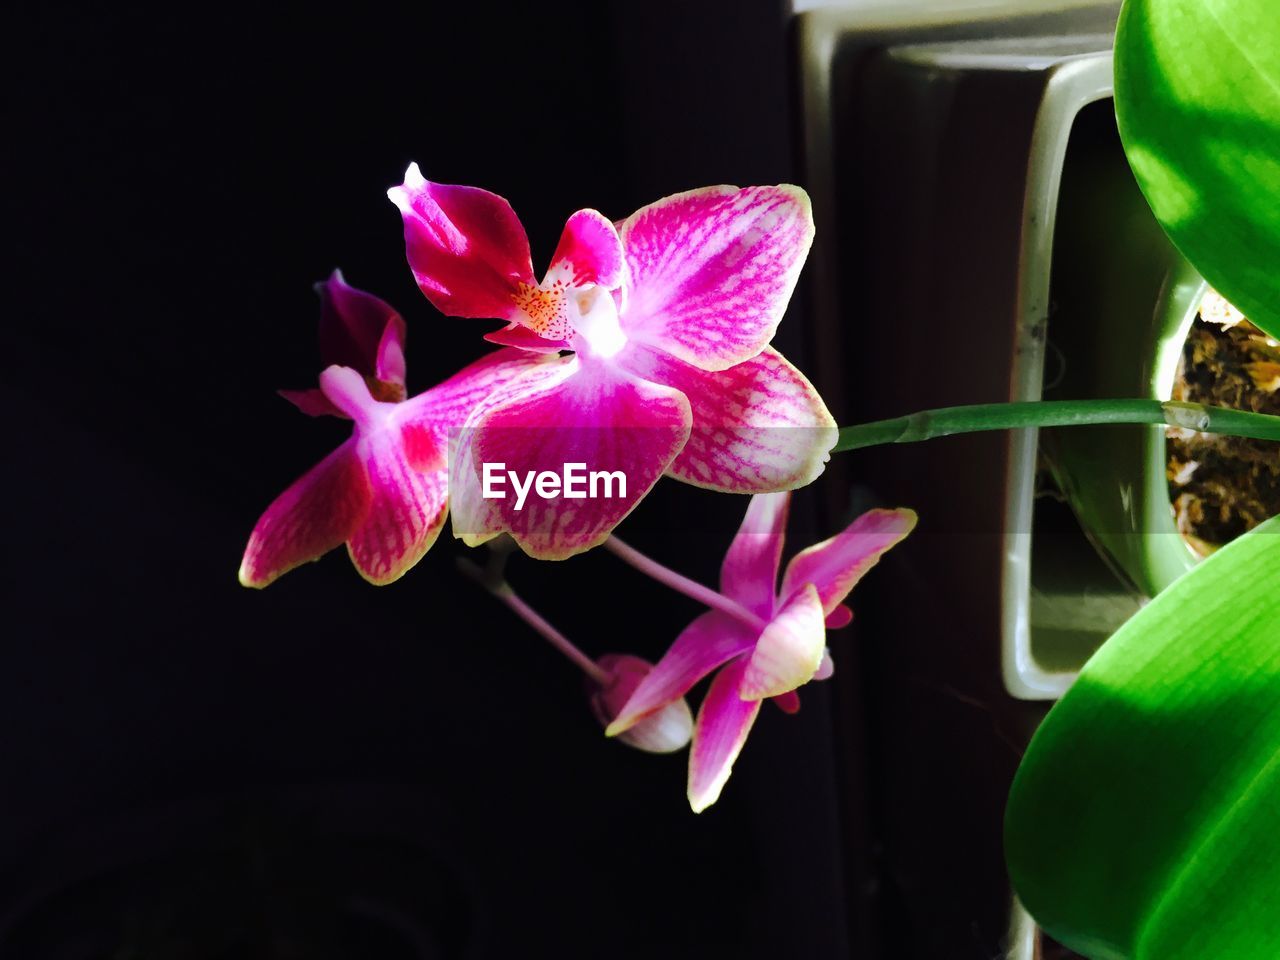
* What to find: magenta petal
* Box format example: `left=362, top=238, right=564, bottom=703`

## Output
left=316, top=270, right=407, bottom=389
left=740, top=583, right=826, bottom=700
left=780, top=508, right=918, bottom=615
left=591, top=654, right=693, bottom=754
left=549, top=209, right=625, bottom=289
left=618, top=184, right=814, bottom=371
left=239, top=440, right=371, bottom=588
left=622, top=344, right=837, bottom=493
left=388, top=163, right=535, bottom=320
left=771, top=690, right=801, bottom=714
left=344, top=426, right=450, bottom=585
left=467, top=359, right=692, bottom=559
left=413, top=346, right=557, bottom=440
left=483, top=323, right=572, bottom=354
left=606, top=611, right=757, bottom=737
left=279, top=387, right=344, bottom=418
left=687, top=656, right=762, bottom=813
left=825, top=604, right=853, bottom=629
left=447, top=356, right=580, bottom=548
left=374, top=311, right=408, bottom=389
left=718, top=492, right=790, bottom=619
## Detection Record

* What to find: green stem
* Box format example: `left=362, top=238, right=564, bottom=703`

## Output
left=834, top=399, right=1280, bottom=453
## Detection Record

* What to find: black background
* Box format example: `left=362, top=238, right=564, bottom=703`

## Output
left=6, top=2, right=865, bottom=957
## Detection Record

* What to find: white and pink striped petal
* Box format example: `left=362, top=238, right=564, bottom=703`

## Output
left=687, top=656, right=762, bottom=814
left=606, top=611, right=758, bottom=738
left=447, top=356, right=580, bottom=549
left=718, top=491, right=790, bottom=619
left=244, top=347, right=550, bottom=587
left=780, top=507, right=918, bottom=615
left=622, top=344, right=836, bottom=493
left=739, top=583, right=826, bottom=701
left=343, top=428, right=450, bottom=585
left=411, top=345, right=559, bottom=441
left=618, top=184, right=814, bottom=372
left=238, top=441, right=371, bottom=588
left=458, top=358, right=691, bottom=559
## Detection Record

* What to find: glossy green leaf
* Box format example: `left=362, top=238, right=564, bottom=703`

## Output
left=1114, top=0, right=1280, bottom=338
left=1005, top=516, right=1280, bottom=959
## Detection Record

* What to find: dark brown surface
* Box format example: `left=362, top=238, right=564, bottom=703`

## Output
left=1169, top=315, right=1280, bottom=551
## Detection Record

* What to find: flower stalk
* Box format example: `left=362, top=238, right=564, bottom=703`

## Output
left=604, top=536, right=767, bottom=632
left=833, top=399, right=1280, bottom=453
left=457, top=554, right=611, bottom=685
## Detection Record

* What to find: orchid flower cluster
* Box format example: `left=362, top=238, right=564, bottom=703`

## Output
left=240, top=166, right=915, bottom=810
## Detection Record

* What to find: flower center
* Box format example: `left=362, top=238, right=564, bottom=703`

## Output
left=511, top=279, right=570, bottom=341
left=569, top=285, right=627, bottom=359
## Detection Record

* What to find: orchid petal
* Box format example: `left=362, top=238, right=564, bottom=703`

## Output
left=413, top=345, right=558, bottom=439
left=740, top=583, right=826, bottom=701
left=278, top=387, right=343, bottom=419
left=687, top=656, right=762, bottom=813
left=345, top=428, right=449, bottom=585
left=388, top=163, right=535, bottom=320
left=622, top=344, right=837, bottom=493
left=590, top=653, right=693, bottom=754
left=239, top=440, right=371, bottom=588
left=316, top=270, right=407, bottom=389
left=464, top=358, right=692, bottom=559
left=549, top=209, right=625, bottom=289
left=618, top=184, right=814, bottom=372
left=814, top=649, right=834, bottom=681
left=373, top=310, right=408, bottom=390
left=483, top=323, right=571, bottom=354
left=360, top=348, right=561, bottom=559
left=606, top=611, right=757, bottom=737
left=780, top=508, right=918, bottom=615
left=771, top=690, right=801, bottom=714
left=447, top=355, right=580, bottom=548
left=318, top=365, right=383, bottom=423
left=718, top=492, right=790, bottom=619
left=825, top=604, right=853, bottom=629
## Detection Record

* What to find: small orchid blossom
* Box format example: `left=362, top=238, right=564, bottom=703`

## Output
left=277, top=269, right=409, bottom=417
left=589, top=654, right=693, bottom=754
left=239, top=273, right=549, bottom=587
left=388, top=166, right=838, bottom=560
left=604, top=492, right=916, bottom=812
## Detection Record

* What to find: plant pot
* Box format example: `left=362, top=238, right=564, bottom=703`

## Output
left=1038, top=102, right=1204, bottom=603
left=996, top=91, right=1208, bottom=704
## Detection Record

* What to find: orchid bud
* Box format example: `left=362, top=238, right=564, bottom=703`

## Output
left=589, top=654, right=692, bottom=754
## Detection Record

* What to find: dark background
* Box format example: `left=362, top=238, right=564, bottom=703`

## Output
left=5, top=2, right=876, bottom=957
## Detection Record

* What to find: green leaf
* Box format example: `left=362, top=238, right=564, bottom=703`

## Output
left=1005, top=516, right=1280, bottom=959
left=1114, top=0, right=1280, bottom=338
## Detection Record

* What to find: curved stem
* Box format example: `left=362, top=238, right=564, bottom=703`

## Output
left=834, top=399, right=1280, bottom=453
left=604, top=537, right=767, bottom=632
left=458, top=557, right=610, bottom=685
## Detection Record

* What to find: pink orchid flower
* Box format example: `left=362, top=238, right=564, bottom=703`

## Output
left=239, top=273, right=549, bottom=587
left=589, top=654, right=693, bottom=754
left=388, top=166, right=838, bottom=560
left=604, top=492, right=917, bottom=812
left=277, top=269, right=410, bottom=417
